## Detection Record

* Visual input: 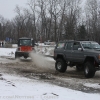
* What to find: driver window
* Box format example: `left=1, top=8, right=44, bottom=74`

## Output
left=73, top=42, right=81, bottom=50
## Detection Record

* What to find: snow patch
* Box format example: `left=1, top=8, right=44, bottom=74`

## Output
left=35, top=45, right=55, bottom=56
left=0, top=74, right=100, bottom=100
left=84, top=83, right=100, bottom=89
left=0, top=48, right=16, bottom=58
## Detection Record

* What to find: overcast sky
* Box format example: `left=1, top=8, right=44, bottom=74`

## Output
left=0, top=0, right=88, bottom=20
left=0, top=0, right=28, bottom=20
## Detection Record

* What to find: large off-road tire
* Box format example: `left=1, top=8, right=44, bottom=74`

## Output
left=24, top=56, right=28, bottom=59
left=84, top=62, right=96, bottom=78
left=76, top=64, right=84, bottom=71
left=55, top=59, right=67, bottom=73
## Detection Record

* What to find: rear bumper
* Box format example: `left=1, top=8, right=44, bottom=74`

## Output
left=15, top=51, right=30, bottom=58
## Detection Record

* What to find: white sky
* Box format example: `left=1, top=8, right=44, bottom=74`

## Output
left=0, top=0, right=28, bottom=20
left=0, top=0, right=87, bottom=20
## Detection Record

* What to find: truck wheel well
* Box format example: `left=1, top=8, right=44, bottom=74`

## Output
left=84, top=57, right=95, bottom=63
left=56, top=55, right=65, bottom=61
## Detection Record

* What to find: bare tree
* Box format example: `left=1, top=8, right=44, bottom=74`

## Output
left=0, top=0, right=83, bottom=43
left=14, top=6, right=29, bottom=38
left=62, top=0, right=81, bottom=40
left=85, top=0, right=100, bottom=42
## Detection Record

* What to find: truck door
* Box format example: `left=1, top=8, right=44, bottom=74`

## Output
left=71, top=42, right=84, bottom=62
left=64, top=42, right=73, bottom=61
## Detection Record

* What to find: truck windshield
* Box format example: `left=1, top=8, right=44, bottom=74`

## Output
left=81, top=42, right=100, bottom=49
left=19, top=39, right=32, bottom=46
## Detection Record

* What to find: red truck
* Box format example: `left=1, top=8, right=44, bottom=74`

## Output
left=15, top=37, right=35, bottom=59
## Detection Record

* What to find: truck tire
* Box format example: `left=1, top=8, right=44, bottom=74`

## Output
left=84, top=62, right=96, bottom=78
left=24, top=56, right=28, bottom=59
left=15, top=52, right=18, bottom=59
left=55, top=59, right=67, bottom=73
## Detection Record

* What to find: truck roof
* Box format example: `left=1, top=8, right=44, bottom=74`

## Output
left=19, top=37, right=33, bottom=40
left=58, top=40, right=96, bottom=43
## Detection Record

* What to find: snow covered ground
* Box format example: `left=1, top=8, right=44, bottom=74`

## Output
left=0, top=47, right=100, bottom=100
left=0, top=74, right=100, bottom=100
left=0, top=48, right=16, bottom=58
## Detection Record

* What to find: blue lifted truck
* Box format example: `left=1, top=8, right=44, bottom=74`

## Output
left=54, top=40, right=100, bottom=78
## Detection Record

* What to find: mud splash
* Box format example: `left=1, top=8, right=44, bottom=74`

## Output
left=30, top=52, right=55, bottom=71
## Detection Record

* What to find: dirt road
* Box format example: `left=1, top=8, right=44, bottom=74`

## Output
left=0, top=57, right=100, bottom=94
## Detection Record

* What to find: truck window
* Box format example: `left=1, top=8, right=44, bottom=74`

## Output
left=57, top=42, right=65, bottom=48
left=65, top=42, right=73, bottom=50
left=19, top=39, right=32, bottom=46
left=73, top=42, right=81, bottom=50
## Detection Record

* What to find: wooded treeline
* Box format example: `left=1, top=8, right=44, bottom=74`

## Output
left=0, top=0, right=100, bottom=43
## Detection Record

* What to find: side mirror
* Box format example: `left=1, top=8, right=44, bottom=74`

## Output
left=78, top=48, right=83, bottom=51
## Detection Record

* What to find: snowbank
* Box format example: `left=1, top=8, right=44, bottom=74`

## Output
left=0, top=48, right=16, bottom=58
left=84, top=83, right=100, bottom=89
left=0, top=74, right=100, bottom=100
